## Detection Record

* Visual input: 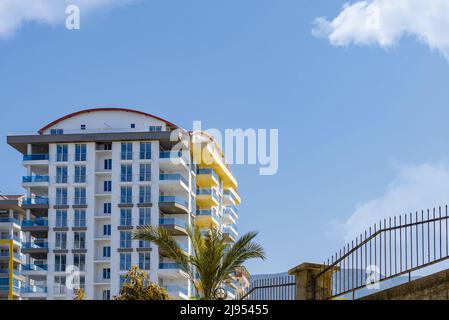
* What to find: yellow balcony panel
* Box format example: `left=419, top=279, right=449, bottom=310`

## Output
left=196, top=168, right=219, bottom=188
left=191, top=139, right=237, bottom=190
left=196, top=189, right=219, bottom=207
left=195, top=209, right=219, bottom=228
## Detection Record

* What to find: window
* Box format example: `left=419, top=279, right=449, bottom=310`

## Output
left=120, top=209, right=132, bottom=226
left=139, top=185, right=151, bottom=204
left=104, top=181, right=112, bottom=192
left=54, top=276, right=66, bottom=295
left=130, top=123, right=135, bottom=128
left=74, top=166, right=86, bottom=183
left=103, top=224, right=111, bottom=236
left=74, top=232, right=86, bottom=249
left=75, top=144, right=87, bottom=162
left=120, top=231, right=132, bottom=248
left=139, top=252, right=151, bottom=270
left=120, top=186, right=132, bottom=204
left=139, top=240, right=151, bottom=249
left=74, top=187, right=86, bottom=205
left=74, top=210, right=86, bottom=227
left=120, top=275, right=127, bottom=289
left=121, top=143, right=133, bottom=160
left=55, top=232, right=67, bottom=249
left=78, top=275, right=85, bottom=290
left=56, top=188, right=68, bottom=205
left=139, top=208, right=151, bottom=225
left=103, top=246, right=111, bottom=258
left=139, top=142, right=151, bottom=160
left=104, top=159, right=112, bottom=170
left=121, top=164, right=132, bottom=182
left=102, top=290, right=110, bottom=300
left=56, top=166, right=68, bottom=184
left=73, top=254, right=86, bottom=272
left=55, top=254, right=66, bottom=272
left=55, top=210, right=67, bottom=227
left=56, top=144, right=68, bottom=162
left=120, top=253, right=131, bottom=271
left=50, top=129, right=63, bottom=135
left=149, top=126, right=162, bottom=132
left=139, top=164, right=151, bottom=181
left=103, top=203, right=111, bottom=214
left=103, top=268, right=111, bottom=280
left=80, top=124, right=86, bottom=130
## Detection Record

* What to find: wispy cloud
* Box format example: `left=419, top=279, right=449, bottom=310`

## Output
left=333, top=162, right=449, bottom=242
left=312, top=0, right=449, bottom=61
left=0, top=0, right=136, bottom=38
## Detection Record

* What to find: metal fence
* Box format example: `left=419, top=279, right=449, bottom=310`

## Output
left=314, top=206, right=449, bottom=299
left=238, top=274, right=296, bottom=300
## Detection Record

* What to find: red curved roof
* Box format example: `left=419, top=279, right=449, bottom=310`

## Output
left=38, top=107, right=179, bottom=134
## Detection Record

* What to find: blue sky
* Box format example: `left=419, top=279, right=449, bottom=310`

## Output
left=2, top=0, right=449, bottom=275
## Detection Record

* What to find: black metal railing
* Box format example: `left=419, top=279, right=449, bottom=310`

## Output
left=238, top=274, right=296, bottom=300
left=314, top=206, right=449, bottom=300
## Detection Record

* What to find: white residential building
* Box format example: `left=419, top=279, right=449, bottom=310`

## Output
left=7, top=107, right=241, bottom=300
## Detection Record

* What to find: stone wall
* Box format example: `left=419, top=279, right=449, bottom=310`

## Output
left=360, top=268, right=449, bottom=300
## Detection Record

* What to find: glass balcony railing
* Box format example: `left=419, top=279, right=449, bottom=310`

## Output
left=22, top=240, right=48, bottom=249
left=22, top=264, right=48, bottom=271
left=164, top=285, right=188, bottom=296
left=159, top=262, right=182, bottom=270
left=21, top=285, right=47, bottom=294
left=197, top=188, right=220, bottom=201
left=159, top=196, right=188, bottom=208
left=160, top=173, right=188, bottom=186
left=223, top=225, right=238, bottom=237
left=177, top=242, right=188, bottom=252
left=159, top=218, right=187, bottom=229
left=0, top=217, right=21, bottom=225
left=23, top=154, right=49, bottom=161
left=196, top=209, right=219, bottom=221
left=224, top=206, right=239, bottom=220
left=22, top=197, right=49, bottom=206
left=196, top=168, right=219, bottom=181
left=22, top=219, right=48, bottom=227
left=0, top=235, right=22, bottom=242
left=160, top=151, right=182, bottom=159
left=22, top=176, right=49, bottom=183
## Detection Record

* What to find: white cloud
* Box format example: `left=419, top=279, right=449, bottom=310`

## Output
left=334, top=162, right=449, bottom=242
left=0, top=0, right=135, bottom=38
left=312, top=0, right=449, bottom=61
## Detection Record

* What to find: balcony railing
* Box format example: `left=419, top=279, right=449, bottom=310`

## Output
left=196, top=209, right=219, bottom=220
left=0, top=235, right=22, bottom=242
left=22, top=240, right=48, bottom=249
left=0, top=217, right=21, bottom=225
left=22, top=219, right=48, bottom=227
left=160, top=151, right=182, bottom=159
left=21, top=285, right=47, bottom=294
left=164, top=285, right=188, bottom=296
left=160, top=173, right=188, bottom=186
left=22, top=176, right=49, bottom=183
left=223, top=225, right=238, bottom=238
left=22, top=264, right=48, bottom=271
left=22, top=197, right=49, bottom=205
left=159, top=196, right=188, bottom=208
left=196, top=168, right=219, bottom=181
left=197, top=188, right=220, bottom=201
left=23, top=154, right=49, bottom=161
left=224, top=206, right=239, bottom=220
left=159, top=262, right=183, bottom=270
left=159, top=218, right=187, bottom=229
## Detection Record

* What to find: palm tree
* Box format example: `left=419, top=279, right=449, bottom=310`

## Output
left=133, top=225, right=265, bottom=300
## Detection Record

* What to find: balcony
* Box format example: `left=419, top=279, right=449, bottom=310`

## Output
left=22, top=176, right=49, bottom=187
left=21, top=218, right=49, bottom=235
left=159, top=151, right=187, bottom=169
left=0, top=234, right=22, bottom=243
left=223, top=188, right=241, bottom=205
left=21, top=197, right=49, bottom=209
left=163, top=285, right=189, bottom=300
left=195, top=209, right=219, bottom=228
left=160, top=241, right=188, bottom=257
left=20, top=285, right=47, bottom=296
left=21, top=240, right=48, bottom=258
left=23, top=154, right=49, bottom=164
left=159, top=218, right=188, bottom=235
left=223, top=225, right=238, bottom=242
left=159, top=263, right=188, bottom=279
left=196, top=168, right=219, bottom=187
left=196, top=188, right=219, bottom=207
left=223, top=206, right=239, bottom=224
left=22, top=264, right=48, bottom=273
left=159, top=173, right=189, bottom=192
left=159, top=196, right=189, bottom=214
left=0, top=217, right=21, bottom=226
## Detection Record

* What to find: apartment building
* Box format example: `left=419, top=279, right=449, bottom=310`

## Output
left=7, top=107, right=241, bottom=300
left=0, top=195, right=25, bottom=300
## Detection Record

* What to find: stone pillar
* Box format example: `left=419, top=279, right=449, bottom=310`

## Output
left=288, top=262, right=339, bottom=300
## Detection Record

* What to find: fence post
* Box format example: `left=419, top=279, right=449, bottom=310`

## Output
left=288, top=262, right=338, bottom=300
